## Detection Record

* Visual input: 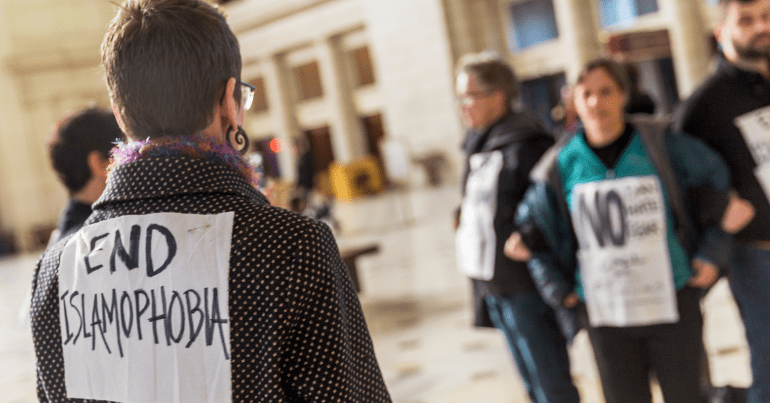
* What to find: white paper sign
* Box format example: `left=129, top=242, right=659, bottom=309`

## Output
left=571, top=176, right=679, bottom=327
left=735, top=106, right=770, bottom=165
left=59, top=212, right=234, bottom=403
left=735, top=106, right=770, bottom=201
left=456, top=151, right=503, bottom=280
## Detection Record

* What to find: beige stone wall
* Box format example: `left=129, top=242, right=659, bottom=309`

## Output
left=491, top=0, right=715, bottom=93
left=0, top=0, right=115, bottom=250
left=0, top=0, right=725, bottom=250
left=228, top=0, right=465, bottom=185
left=443, top=0, right=487, bottom=60
left=361, top=0, right=464, bottom=181
left=229, top=0, right=374, bottom=181
left=658, top=0, right=712, bottom=97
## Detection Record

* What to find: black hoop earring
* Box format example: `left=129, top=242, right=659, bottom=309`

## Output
left=226, top=125, right=250, bottom=155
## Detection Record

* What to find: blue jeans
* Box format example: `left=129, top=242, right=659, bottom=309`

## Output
left=486, top=292, right=579, bottom=403
left=730, top=243, right=770, bottom=403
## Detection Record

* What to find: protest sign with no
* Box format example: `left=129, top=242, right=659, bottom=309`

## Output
left=571, top=176, right=678, bottom=328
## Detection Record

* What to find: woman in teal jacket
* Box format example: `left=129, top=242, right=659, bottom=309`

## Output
left=506, top=58, right=744, bottom=403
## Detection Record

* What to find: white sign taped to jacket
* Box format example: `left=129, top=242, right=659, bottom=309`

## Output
left=58, top=212, right=233, bottom=403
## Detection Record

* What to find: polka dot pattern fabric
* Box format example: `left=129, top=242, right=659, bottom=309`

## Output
left=29, top=155, right=392, bottom=402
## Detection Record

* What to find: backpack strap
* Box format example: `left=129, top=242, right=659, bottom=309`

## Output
left=632, top=115, right=696, bottom=249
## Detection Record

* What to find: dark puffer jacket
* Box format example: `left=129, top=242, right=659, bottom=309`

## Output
left=515, top=116, right=732, bottom=339
left=30, top=153, right=391, bottom=402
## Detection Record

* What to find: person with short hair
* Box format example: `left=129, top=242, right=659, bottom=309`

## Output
left=47, top=107, right=123, bottom=241
left=673, top=0, right=770, bottom=401
left=454, top=51, right=579, bottom=403
left=29, top=1, right=391, bottom=402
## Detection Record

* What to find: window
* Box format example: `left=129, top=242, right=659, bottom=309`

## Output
left=508, top=0, right=559, bottom=51
left=351, top=46, right=376, bottom=87
left=293, top=62, right=324, bottom=101
left=520, top=73, right=566, bottom=132
left=599, top=0, right=659, bottom=28
left=304, top=126, right=335, bottom=173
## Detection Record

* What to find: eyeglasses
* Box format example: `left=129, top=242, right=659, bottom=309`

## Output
left=241, top=81, right=256, bottom=110
left=456, top=91, right=494, bottom=107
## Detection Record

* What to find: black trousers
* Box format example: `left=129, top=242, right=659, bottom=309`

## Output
left=578, top=286, right=703, bottom=403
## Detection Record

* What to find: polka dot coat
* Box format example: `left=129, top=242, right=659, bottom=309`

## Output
left=29, top=155, right=392, bottom=402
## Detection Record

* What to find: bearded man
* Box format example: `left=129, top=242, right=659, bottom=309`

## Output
left=674, top=1, right=770, bottom=401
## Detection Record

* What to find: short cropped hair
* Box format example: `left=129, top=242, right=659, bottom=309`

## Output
left=49, top=107, right=124, bottom=194
left=102, top=0, right=242, bottom=139
left=456, top=51, right=519, bottom=107
left=576, top=58, right=630, bottom=94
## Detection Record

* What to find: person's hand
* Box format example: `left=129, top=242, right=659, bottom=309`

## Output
left=688, top=258, right=719, bottom=289
left=563, top=293, right=579, bottom=308
left=722, top=192, right=755, bottom=233
left=504, top=232, right=532, bottom=261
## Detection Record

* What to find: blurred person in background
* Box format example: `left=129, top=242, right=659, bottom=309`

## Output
left=47, top=106, right=123, bottom=242
left=454, top=51, right=579, bottom=403
left=289, top=136, right=339, bottom=233
left=507, top=57, right=751, bottom=403
left=19, top=106, right=122, bottom=336
left=293, top=136, right=315, bottom=204
left=674, top=0, right=770, bottom=401
left=29, top=0, right=390, bottom=402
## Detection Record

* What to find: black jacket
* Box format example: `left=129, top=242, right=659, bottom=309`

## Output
left=30, top=154, right=391, bottom=402
left=674, top=56, right=770, bottom=242
left=54, top=199, right=93, bottom=243
left=459, top=110, right=554, bottom=327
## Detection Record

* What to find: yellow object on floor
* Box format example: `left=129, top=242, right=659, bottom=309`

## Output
left=329, top=156, right=385, bottom=201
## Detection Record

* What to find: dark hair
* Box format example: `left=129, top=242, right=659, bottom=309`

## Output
left=48, top=107, right=124, bottom=194
left=576, top=58, right=630, bottom=93
left=102, top=0, right=242, bottom=139
left=456, top=51, right=519, bottom=106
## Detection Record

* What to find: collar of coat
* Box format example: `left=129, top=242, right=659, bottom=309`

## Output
left=95, top=134, right=266, bottom=209
left=716, top=53, right=770, bottom=89
left=462, top=110, right=551, bottom=155
left=108, top=133, right=260, bottom=188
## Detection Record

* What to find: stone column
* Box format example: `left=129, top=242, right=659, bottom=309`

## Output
left=0, top=7, right=40, bottom=251
left=658, top=0, right=711, bottom=97
left=475, top=0, right=507, bottom=54
left=316, top=36, right=364, bottom=164
left=361, top=0, right=464, bottom=182
left=552, top=0, right=603, bottom=83
left=263, top=54, right=301, bottom=182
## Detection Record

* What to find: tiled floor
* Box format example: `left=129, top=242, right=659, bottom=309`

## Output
left=330, top=182, right=751, bottom=402
left=0, top=182, right=752, bottom=402
left=0, top=253, right=39, bottom=403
